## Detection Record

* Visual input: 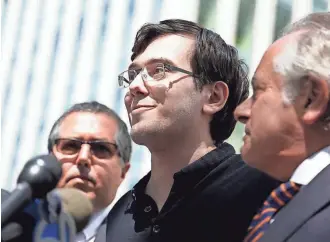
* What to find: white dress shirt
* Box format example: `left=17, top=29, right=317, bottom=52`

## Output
left=270, top=145, right=330, bottom=224
left=76, top=204, right=112, bottom=242
left=290, top=145, right=330, bottom=185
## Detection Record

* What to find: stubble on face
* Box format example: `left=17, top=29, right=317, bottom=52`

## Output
left=126, top=34, right=201, bottom=147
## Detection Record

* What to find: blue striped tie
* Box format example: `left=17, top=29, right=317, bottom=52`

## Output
left=244, top=181, right=301, bottom=242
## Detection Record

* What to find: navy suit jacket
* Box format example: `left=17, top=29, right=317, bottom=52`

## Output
left=94, top=220, right=107, bottom=242
left=260, top=164, right=330, bottom=242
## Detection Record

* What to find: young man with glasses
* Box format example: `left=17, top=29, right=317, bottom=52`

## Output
left=47, top=101, right=131, bottom=242
left=95, top=19, right=279, bottom=242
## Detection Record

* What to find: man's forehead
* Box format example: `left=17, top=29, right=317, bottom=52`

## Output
left=132, top=34, right=195, bottom=67
left=254, top=31, right=303, bottom=82
left=266, top=31, right=304, bottom=60
left=59, top=112, right=117, bottom=139
left=253, top=31, right=305, bottom=85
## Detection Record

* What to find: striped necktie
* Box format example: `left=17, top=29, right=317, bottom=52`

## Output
left=244, top=181, right=301, bottom=242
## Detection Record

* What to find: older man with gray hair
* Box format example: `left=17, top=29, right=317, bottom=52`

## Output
left=282, top=11, right=330, bottom=34
left=47, top=101, right=132, bottom=242
left=234, top=26, right=330, bottom=241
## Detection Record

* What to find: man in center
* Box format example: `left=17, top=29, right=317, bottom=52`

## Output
left=96, top=19, right=279, bottom=242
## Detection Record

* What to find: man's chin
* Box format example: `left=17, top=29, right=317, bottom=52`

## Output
left=62, top=182, right=94, bottom=195
left=84, top=192, right=96, bottom=201
left=130, top=125, right=150, bottom=145
left=240, top=147, right=256, bottom=166
left=72, top=187, right=95, bottom=201
left=240, top=144, right=250, bottom=160
left=72, top=183, right=92, bottom=191
left=241, top=150, right=266, bottom=172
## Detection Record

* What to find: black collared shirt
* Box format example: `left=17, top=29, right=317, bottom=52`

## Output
left=102, top=143, right=279, bottom=242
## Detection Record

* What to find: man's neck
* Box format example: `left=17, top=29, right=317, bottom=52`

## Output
left=145, top=138, right=216, bottom=211
left=272, top=130, right=330, bottom=181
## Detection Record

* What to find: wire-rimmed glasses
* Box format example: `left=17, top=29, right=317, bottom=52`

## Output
left=118, top=62, right=195, bottom=88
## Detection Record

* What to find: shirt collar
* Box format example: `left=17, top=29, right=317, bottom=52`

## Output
left=173, top=142, right=235, bottom=186
left=290, top=145, right=330, bottom=185
left=131, top=142, right=235, bottom=199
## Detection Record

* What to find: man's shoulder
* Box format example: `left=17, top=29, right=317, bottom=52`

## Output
left=261, top=164, right=330, bottom=242
left=109, top=191, right=132, bottom=213
left=205, top=151, right=280, bottom=201
left=212, top=150, right=277, bottom=183
left=290, top=202, right=330, bottom=241
left=109, top=171, right=151, bottom=213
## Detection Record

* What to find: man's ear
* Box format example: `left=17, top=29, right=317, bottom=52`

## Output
left=202, top=81, right=229, bottom=115
left=121, top=162, right=131, bottom=179
left=301, top=75, right=329, bottom=125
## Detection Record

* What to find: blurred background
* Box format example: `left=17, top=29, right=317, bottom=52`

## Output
left=1, top=0, right=329, bottom=201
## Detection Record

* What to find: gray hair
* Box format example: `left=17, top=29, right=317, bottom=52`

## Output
left=273, top=29, right=330, bottom=123
left=282, top=12, right=330, bottom=36
left=47, top=101, right=132, bottom=163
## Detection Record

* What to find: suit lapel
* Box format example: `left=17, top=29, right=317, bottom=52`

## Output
left=93, top=219, right=107, bottom=242
left=260, top=164, right=330, bottom=242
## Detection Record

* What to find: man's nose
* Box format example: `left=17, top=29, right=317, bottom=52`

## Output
left=76, top=144, right=92, bottom=168
left=129, top=72, right=149, bottom=96
left=234, top=98, right=252, bottom=124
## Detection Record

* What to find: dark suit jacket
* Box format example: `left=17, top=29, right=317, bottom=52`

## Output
left=95, top=220, right=107, bottom=242
left=260, top=164, right=330, bottom=242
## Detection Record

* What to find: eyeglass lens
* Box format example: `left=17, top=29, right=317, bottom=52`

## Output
left=120, top=63, right=166, bottom=86
left=55, top=139, right=115, bottom=159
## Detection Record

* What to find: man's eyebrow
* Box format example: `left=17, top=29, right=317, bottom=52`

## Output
left=128, top=57, right=176, bottom=70
left=68, top=137, right=113, bottom=143
left=128, top=62, right=140, bottom=70
left=148, top=57, right=176, bottom=66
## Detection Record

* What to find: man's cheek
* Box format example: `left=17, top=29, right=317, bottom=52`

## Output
left=124, top=97, right=133, bottom=125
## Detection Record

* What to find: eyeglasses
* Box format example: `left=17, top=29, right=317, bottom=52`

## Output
left=54, top=138, right=118, bottom=159
left=118, top=63, right=195, bottom=88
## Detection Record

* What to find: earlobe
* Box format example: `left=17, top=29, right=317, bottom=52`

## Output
left=302, top=76, right=329, bottom=125
left=203, top=81, right=229, bottom=115
left=121, top=163, right=131, bottom=179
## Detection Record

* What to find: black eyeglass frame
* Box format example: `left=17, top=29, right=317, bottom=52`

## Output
left=53, top=138, right=119, bottom=159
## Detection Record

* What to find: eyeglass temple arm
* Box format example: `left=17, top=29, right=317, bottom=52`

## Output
left=119, top=75, right=131, bottom=85
left=166, top=64, right=196, bottom=77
